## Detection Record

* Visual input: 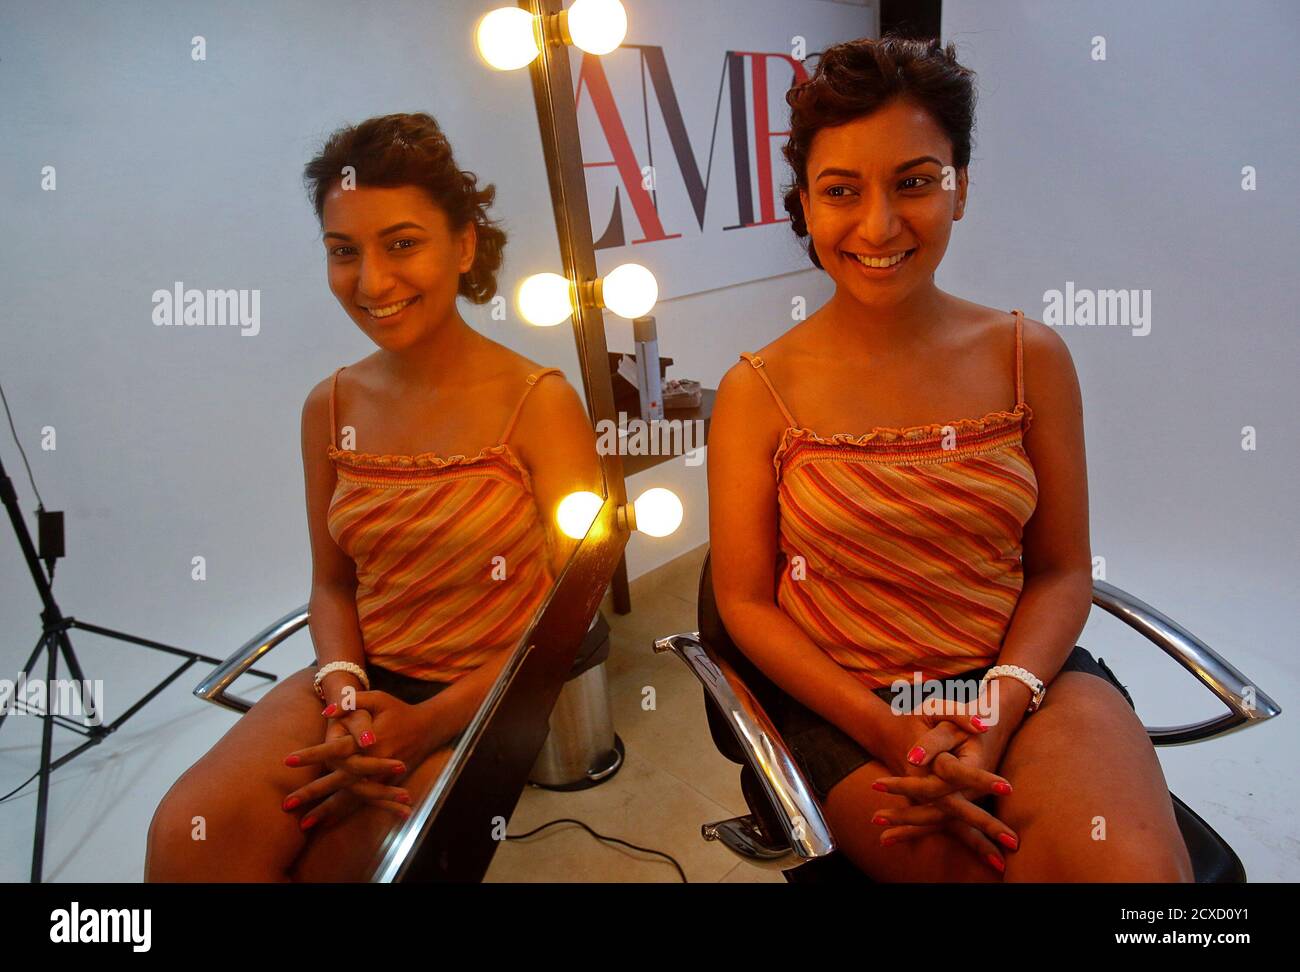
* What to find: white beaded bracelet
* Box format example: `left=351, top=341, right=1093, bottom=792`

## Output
left=980, top=664, right=1046, bottom=713
left=313, top=661, right=370, bottom=701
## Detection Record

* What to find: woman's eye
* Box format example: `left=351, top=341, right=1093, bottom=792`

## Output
left=329, top=239, right=418, bottom=257
left=826, top=185, right=856, bottom=198
left=900, top=176, right=930, bottom=190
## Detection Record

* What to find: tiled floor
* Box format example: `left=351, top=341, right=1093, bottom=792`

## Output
left=484, top=542, right=786, bottom=883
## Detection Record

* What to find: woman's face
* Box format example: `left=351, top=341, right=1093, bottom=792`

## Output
left=321, top=184, right=475, bottom=352
left=798, top=97, right=966, bottom=311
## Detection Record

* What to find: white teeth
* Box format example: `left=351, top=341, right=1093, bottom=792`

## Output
left=852, top=250, right=910, bottom=268
left=366, top=296, right=417, bottom=318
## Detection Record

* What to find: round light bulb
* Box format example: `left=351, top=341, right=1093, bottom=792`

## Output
left=517, top=272, right=573, bottom=326
left=566, top=0, right=628, bottom=56
left=633, top=487, right=682, bottom=538
left=475, top=7, right=541, bottom=71
left=557, top=490, right=603, bottom=539
left=601, top=262, right=658, bottom=319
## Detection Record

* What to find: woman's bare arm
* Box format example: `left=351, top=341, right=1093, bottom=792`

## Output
left=512, top=371, right=604, bottom=577
left=708, top=359, right=904, bottom=756
left=986, top=317, right=1094, bottom=740
left=300, top=377, right=369, bottom=704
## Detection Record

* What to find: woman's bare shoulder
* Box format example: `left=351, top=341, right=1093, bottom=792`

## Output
left=723, top=315, right=824, bottom=397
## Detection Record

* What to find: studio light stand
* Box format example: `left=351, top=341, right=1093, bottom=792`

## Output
left=0, top=450, right=277, bottom=882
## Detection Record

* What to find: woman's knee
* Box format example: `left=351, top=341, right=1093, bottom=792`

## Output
left=1004, top=805, right=1193, bottom=882
left=145, top=778, right=215, bottom=880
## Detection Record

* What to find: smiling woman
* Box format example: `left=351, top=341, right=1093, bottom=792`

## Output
left=144, top=112, right=602, bottom=882
left=707, top=37, right=1194, bottom=883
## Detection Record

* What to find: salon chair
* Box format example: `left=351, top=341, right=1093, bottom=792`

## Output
left=653, top=550, right=1281, bottom=883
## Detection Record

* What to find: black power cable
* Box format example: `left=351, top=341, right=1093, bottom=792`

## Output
left=507, top=817, right=687, bottom=882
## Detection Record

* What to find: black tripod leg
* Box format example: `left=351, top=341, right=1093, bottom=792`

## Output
left=31, top=631, right=58, bottom=883
left=0, top=632, right=49, bottom=732
left=53, top=626, right=99, bottom=726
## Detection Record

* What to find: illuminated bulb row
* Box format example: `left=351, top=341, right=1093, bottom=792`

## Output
left=557, top=488, right=683, bottom=539
left=477, top=0, right=628, bottom=71
left=518, top=262, right=657, bottom=326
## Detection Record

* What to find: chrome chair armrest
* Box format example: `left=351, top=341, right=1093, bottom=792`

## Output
left=1092, top=580, right=1281, bottom=745
left=653, top=632, right=836, bottom=865
left=194, top=604, right=310, bottom=714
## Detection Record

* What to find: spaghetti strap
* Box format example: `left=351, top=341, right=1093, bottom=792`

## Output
left=1010, top=309, right=1026, bottom=408
left=738, top=352, right=799, bottom=428
left=499, top=368, right=564, bottom=444
left=328, top=366, right=345, bottom=449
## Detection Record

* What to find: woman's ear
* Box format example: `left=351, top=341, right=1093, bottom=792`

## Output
left=798, top=187, right=811, bottom=230
left=459, top=221, right=477, bottom=274
left=953, top=167, right=969, bottom=221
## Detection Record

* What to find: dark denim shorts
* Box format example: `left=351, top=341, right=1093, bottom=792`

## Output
left=768, top=645, right=1136, bottom=803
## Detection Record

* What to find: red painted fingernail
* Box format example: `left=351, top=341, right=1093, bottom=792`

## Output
left=881, top=837, right=898, bottom=847
left=871, top=814, right=891, bottom=826
left=282, top=796, right=301, bottom=811
left=284, top=755, right=301, bottom=767
left=399, top=807, right=412, bottom=819
left=389, top=763, right=406, bottom=776
left=907, top=746, right=926, bottom=764
left=993, top=781, right=1012, bottom=796
left=396, top=792, right=411, bottom=804
left=971, top=716, right=988, bottom=732
left=321, top=703, right=338, bottom=718
left=987, top=853, right=1005, bottom=873
left=871, top=781, right=889, bottom=792
left=300, top=816, right=318, bottom=831
left=998, top=833, right=1019, bottom=850
left=359, top=731, right=376, bottom=748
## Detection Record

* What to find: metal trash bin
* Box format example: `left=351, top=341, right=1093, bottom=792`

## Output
left=528, top=610, right=624, bottom=790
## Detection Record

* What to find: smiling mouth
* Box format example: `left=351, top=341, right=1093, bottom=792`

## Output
left=362, top=295, right=420, bottom=318
left=845, top=248, right=915, bottom=270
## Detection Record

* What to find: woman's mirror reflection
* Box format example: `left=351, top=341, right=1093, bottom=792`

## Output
left=145, top=113, right=602, bottom=882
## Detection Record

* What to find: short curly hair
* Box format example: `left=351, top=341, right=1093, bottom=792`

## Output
left=302, top=112, right=506, bottom=303
left=782, top=36, right=977, bottom=269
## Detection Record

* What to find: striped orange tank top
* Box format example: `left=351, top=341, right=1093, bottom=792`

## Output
left=325, top=367, right=560, bottom=682
left=740, top=309, right=1039, bottom=690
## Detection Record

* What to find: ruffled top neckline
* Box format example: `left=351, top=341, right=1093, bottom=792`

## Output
left=773, top=400, right=1032, bottom=470
left=326, top=442, right=534, bottom=493
left=326, top=441, right=518, bottom=469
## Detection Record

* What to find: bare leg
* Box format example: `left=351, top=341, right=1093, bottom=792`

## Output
left=994, top=672, right=1194, bottom=883
left=145, top=667, right=331, bottom=882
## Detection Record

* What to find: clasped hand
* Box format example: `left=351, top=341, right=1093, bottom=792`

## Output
left=280, top=690, right=437, bottom=832
left=869, top=699, right=1020, bottom=873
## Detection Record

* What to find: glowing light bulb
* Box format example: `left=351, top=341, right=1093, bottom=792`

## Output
left=633, top=487, right=682, bottom=538
left=557, top=491, right=603, bottom=539
left=566, top=0, right=628, bottom=56
left=475, top=7, right=541, bottom=71
left=601, top=263, right=658, bottom=319
left=517, top=272, right=573, bottom=326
